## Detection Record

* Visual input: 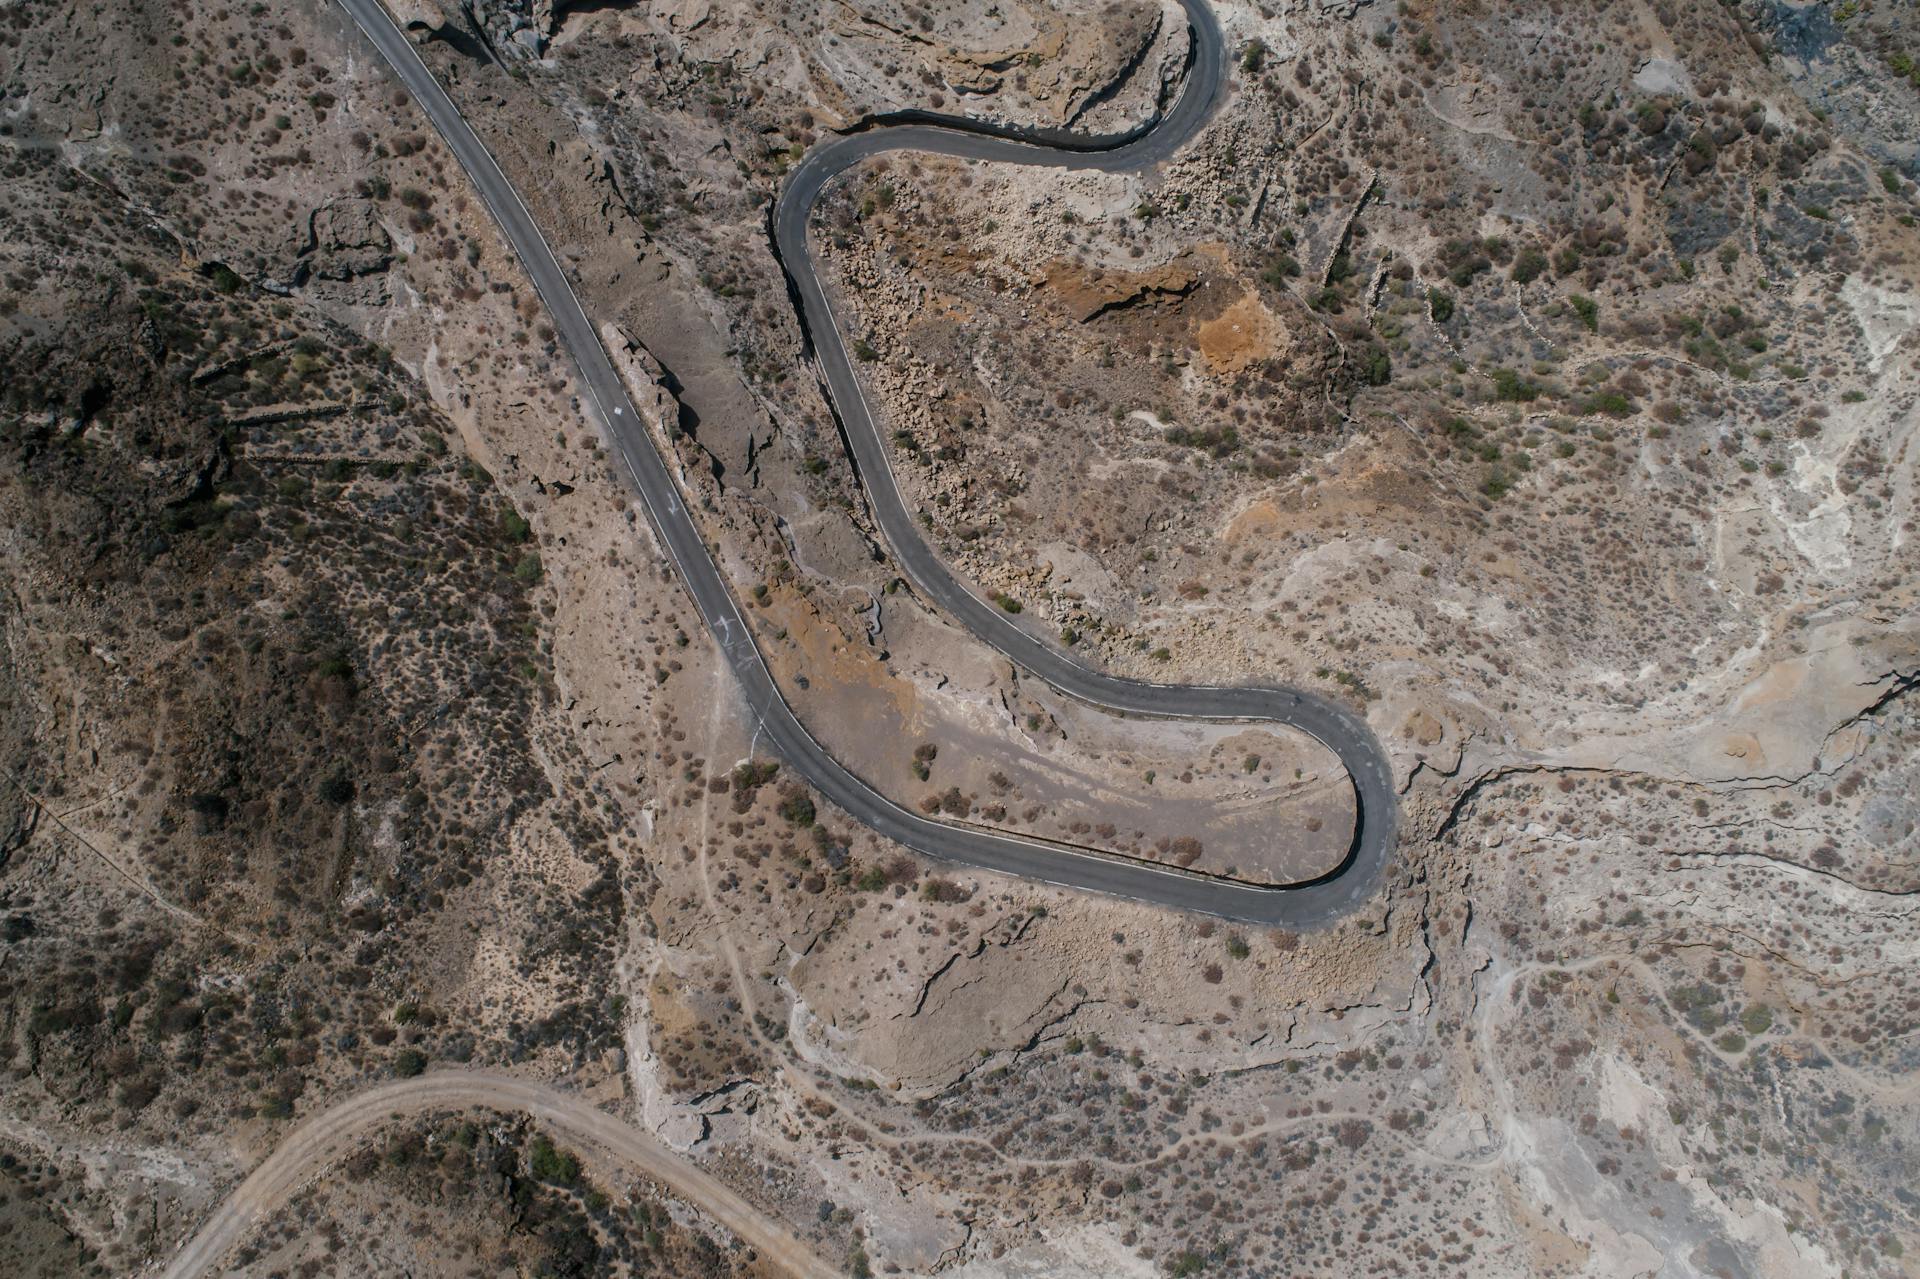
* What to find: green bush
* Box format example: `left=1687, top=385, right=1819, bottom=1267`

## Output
left=1428, top=289, right=1454, bottom=323
left=1511, top=248, right=1547, bottom=284
left=1491, top=368, right=1541, bottom=402
left=529, top=1134, right=580, bottom=1185
left=1440, top=238, right=1491, bottom=286
left=777, top=788, right=817, bottom=828
left=1261, top=254, right=1300, bottom=287
left=733, top=760, right=779, bottom=790
left=1579, top=392, right=1633, bottom=418
left=1164, top=423, right=1239, bottom=458
left=1359, top=347, right=1392, bottom=386
left=393, top=1048, right=427, bottom=1078
left=1570, top=294, right=1599, bottom=332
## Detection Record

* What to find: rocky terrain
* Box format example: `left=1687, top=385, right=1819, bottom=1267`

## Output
left=1, top=0, right=1916, bottom=1277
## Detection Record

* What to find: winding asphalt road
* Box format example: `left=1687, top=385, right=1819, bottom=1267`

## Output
left=155, top=1071, right=838, bottom=1279
left=334, top=0, right=1395, bottom=925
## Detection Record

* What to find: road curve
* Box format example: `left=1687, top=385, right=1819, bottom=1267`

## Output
left=153, top=1071, right=838, bottom=1279
left=333, top=0, right=1396, bottom=925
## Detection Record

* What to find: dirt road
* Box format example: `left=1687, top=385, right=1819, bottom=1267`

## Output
left=152, top=1069, right=839, bottom=1279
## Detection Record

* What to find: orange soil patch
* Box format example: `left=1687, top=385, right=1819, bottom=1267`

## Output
left=1224, top=498, right=1282, bottom=542
left=1195, top=289, right=1285, bottom=375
